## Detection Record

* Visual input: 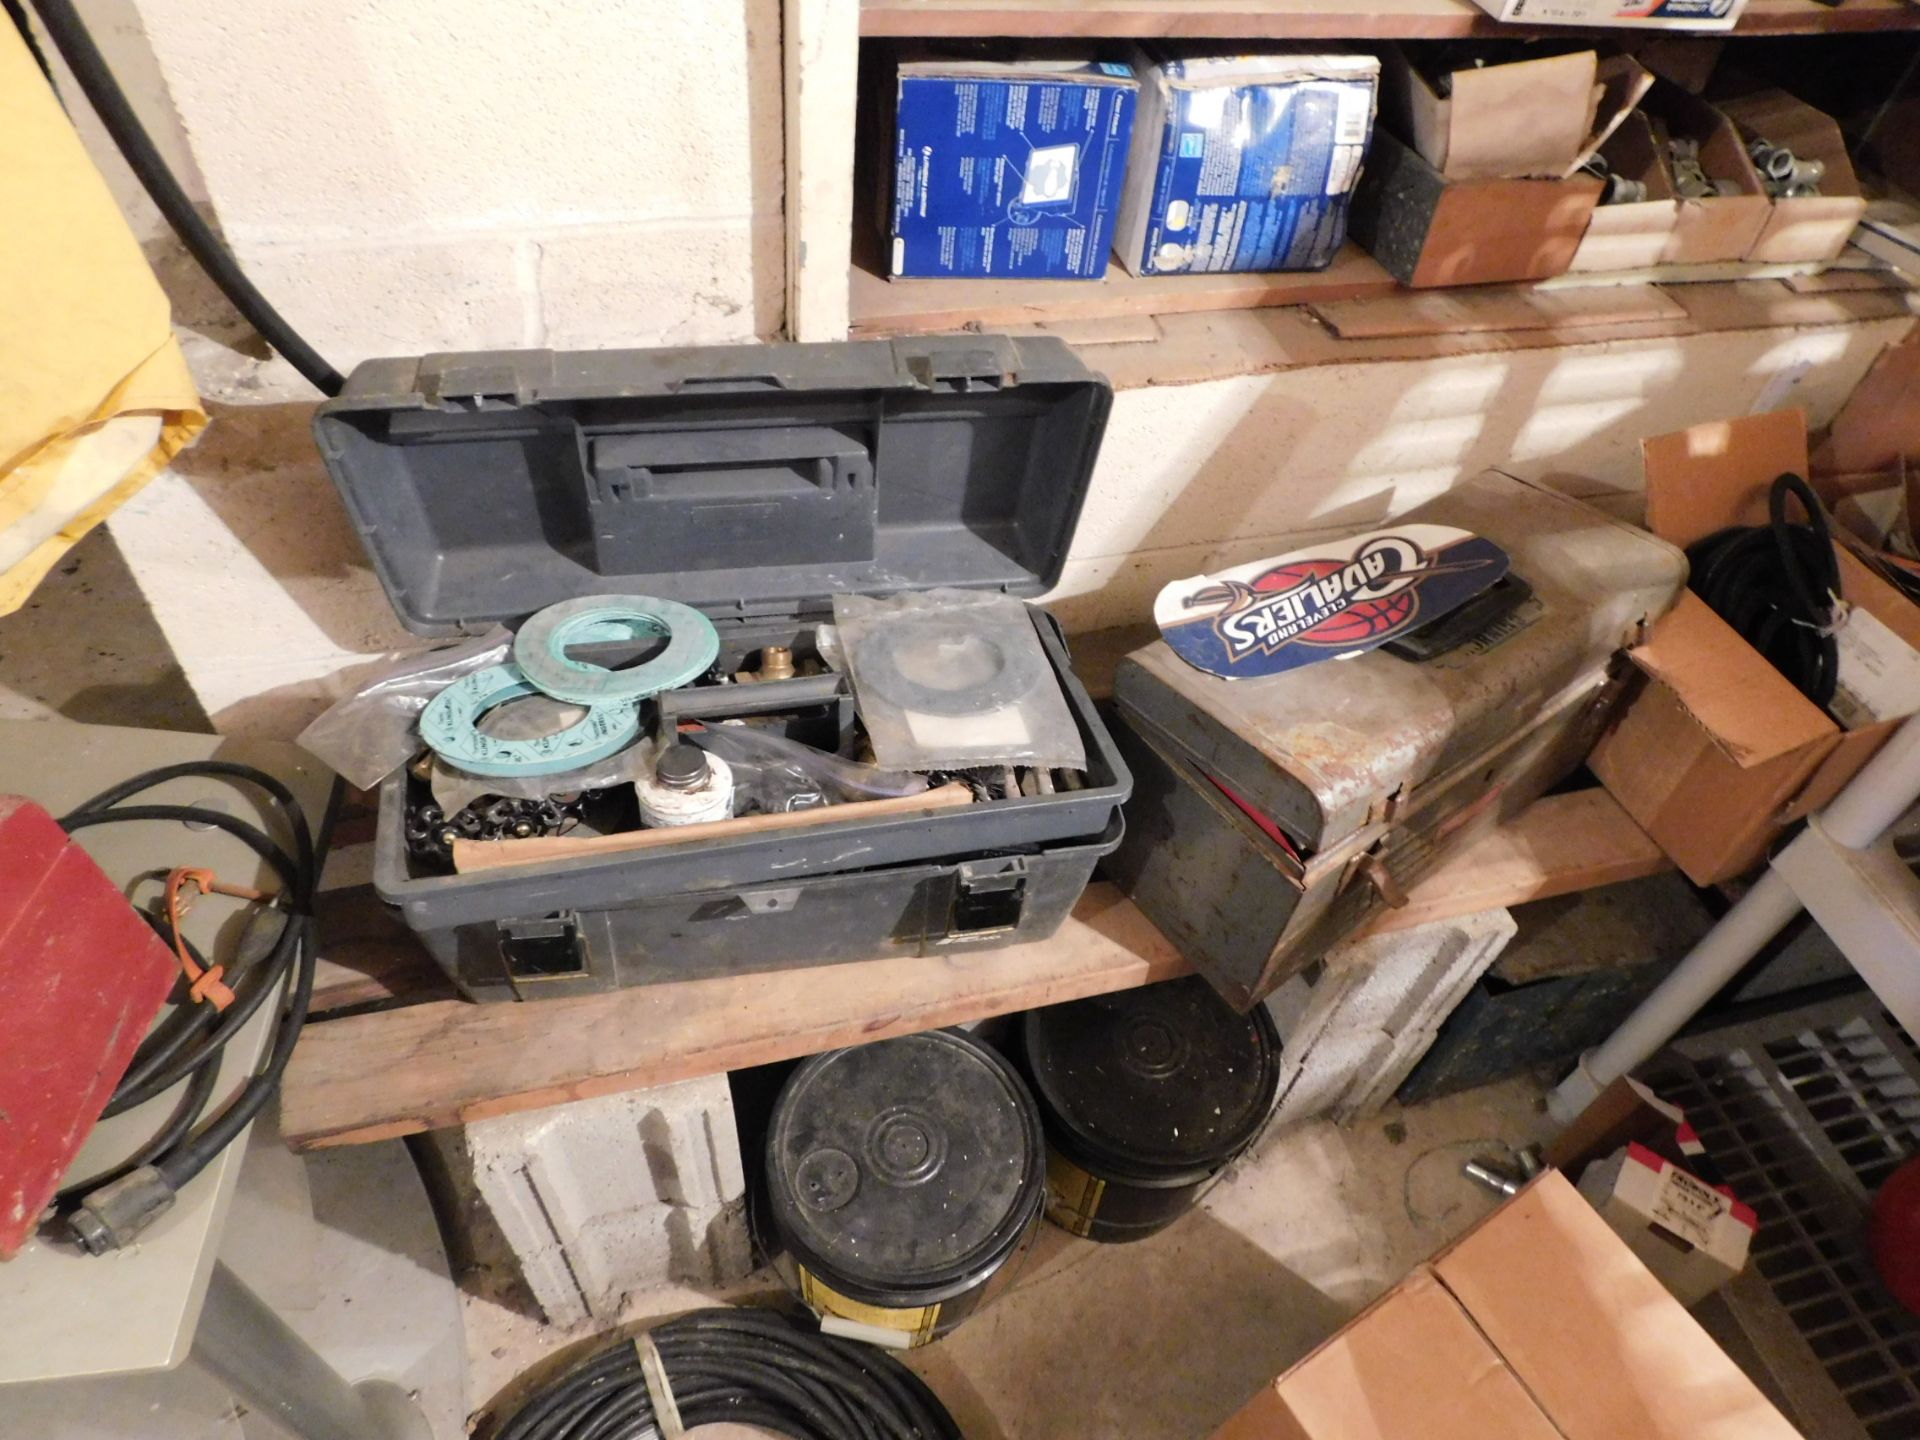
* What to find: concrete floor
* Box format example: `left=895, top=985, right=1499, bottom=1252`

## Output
left=460, top=1075, right=1554, bottom=1439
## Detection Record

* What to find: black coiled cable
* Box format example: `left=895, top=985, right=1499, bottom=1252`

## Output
left=1686, top=472, right=1843, bottom=711
left=51, top=760, right=329, bottom=1245
left=495, top=1308, right=963, bottom=1440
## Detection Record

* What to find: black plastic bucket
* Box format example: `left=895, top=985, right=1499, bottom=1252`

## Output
left=1017, top=977, right=1281, bottom=1243
left=765, top=1029, right=1045, bottom=1348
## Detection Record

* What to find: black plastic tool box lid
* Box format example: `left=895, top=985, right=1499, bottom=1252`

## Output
left=311, top=336, right=1112, bottom=637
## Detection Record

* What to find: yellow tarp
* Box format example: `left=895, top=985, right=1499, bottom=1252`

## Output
left=0, top=26, right=205, bottom=615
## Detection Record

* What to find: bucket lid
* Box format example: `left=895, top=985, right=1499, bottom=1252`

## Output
left=1021, top=977, right=1280, bottom=1179
left=767, top=1030, right=1044, bottom=1295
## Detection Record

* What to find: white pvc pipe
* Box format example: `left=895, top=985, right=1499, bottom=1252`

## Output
left=1819, top=713, right=1920, bottom=847
left=1548, top=710, right=1920, bottom=1125
left=1545, top=869, right=1805, bottom=1123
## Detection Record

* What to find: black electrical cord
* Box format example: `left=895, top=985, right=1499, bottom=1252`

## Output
left=27, top=0, right=346, bottom=397
left=5, top=0, right=56, bottom=89
left=495, top=1308, right=963, bottom=1440
left=1687, top=471, right=1843, bottom=712
left=49, top=760, right=329, bottom=1251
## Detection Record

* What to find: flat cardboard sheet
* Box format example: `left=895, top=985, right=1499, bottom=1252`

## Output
left=1643, top=408, right=1810, bottom=549
left=1814, top=331, right=1920, bottom=477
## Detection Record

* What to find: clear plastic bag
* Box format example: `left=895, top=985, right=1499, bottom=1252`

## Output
left=687, top=722, right=926, bottom=814
left=297, top=627, right=511, bottom=789
left=832, top=589, right=1086, bottom=771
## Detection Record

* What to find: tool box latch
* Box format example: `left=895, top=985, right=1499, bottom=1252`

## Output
left=901, top=346, right=1010, bottom=394
left=954, top=857, right=1030, bottom=934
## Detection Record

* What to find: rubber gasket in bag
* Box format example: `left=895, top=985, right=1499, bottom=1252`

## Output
left=856, top=611, right=1048, bottom=719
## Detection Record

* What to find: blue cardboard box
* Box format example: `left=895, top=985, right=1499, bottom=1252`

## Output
left=888, top=59, right=1138, bottom=280
left=1114, top=52, right=1380, bottom=276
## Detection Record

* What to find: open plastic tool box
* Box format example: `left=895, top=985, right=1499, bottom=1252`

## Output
left=312, top=336, right=1131, bottom=1001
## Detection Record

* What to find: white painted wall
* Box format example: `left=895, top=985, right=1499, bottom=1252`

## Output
left=130, top=0, right=785, bottom=367
left=1042, top=320, right=1907, bottom=630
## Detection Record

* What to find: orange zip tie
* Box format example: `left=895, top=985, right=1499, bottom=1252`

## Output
left=164, top=867, right=272, bottom=1011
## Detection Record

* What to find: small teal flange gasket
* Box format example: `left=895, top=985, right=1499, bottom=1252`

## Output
left=420, top=664, right=641, bottom=777
left=512, top=595, right=720, bottom=706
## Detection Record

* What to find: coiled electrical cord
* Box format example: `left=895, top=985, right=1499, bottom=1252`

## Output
left=496, top=1308, right=963, bottom=1440
left=1686, top=472, right=1843, bottom=711
left=51, top=760, right=329, bottom=1252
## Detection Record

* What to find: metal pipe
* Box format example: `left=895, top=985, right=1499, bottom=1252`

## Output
left=191, top=1263, right=432, bottom=1440
left=1548, top=711, right=1920, bottom=1124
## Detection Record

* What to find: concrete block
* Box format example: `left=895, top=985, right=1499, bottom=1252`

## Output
left=1265, top=909, right=1518, bottom=1125
left=465, top=1076, right=751, bottom=1328
left=535, top=220, right=783, bottom=350
left=135, top=0, right=782, bottom=244
left=233, top=238, right=530, bottom=368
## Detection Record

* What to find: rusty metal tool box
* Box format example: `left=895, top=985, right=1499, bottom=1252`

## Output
left=1106, top=470, right=1687, bottom=1010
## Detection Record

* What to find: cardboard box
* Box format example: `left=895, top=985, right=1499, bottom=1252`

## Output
left=886, top=58, right=1137, bottom=280
left=1720, top=91, right=1869, bottom=264
left=1213, top=1172, right=1801, bottom=1440
left=1348, top=128, right=1603, bottom=287
left=1569, top=111, right=1681, bottom=271
left=1590, top=410, right=1920, bottom=884
left=1382, top=47, right=1649, bottom=182
left=1578, top=1143, right=1756, bottom=1307
left=1113, top=51, right=1379, bottom=276
left=1471, top=0, right=1749, bottom=30
left=1643, top=85, right=1772, bottom=264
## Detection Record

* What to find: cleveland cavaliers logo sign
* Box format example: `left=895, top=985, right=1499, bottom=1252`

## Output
left=1154, top=526, right=1510, bottom=679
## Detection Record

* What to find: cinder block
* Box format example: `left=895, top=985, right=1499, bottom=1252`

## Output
left=535, top=221, right=783, bottom=350
left=465, top=1076, right=751, bottom=1328
left=136, top=0, right=781, bottom=244
left=1265, top=909, right=1517, bottom=1125
left=233, top=238, right=529, bottom=368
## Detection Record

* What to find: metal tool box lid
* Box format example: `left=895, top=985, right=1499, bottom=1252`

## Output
left=1113, top=471, right=1688, bottom=851
left=311, top=337, right=1112, bottom=637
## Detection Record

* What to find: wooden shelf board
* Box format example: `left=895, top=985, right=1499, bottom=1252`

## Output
left=849, top=245, right=1398, bottom=337
left=284, top=787, right=1667, bottom=1149
left=861, top=0, right=1920, bottom=39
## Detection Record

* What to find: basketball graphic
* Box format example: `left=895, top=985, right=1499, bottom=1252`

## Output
left=1152, top=525, right=1511, bottom=680
left=1303, top=587, right=1419, bottom=647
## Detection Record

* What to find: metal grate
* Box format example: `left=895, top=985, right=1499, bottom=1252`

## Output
left=1648, top=994, right=1920, bottom=1440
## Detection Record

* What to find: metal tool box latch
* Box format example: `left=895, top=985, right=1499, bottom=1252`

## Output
left=1368, top=784, right=1409, bottom=828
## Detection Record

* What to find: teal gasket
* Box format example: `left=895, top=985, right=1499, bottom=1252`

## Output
left=420, top=664, right=640, bottom=777
left=513, top=595, right=720, bottom=706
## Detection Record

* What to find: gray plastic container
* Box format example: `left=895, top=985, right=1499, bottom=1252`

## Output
left=313, top=336, right=1130, bottom=1000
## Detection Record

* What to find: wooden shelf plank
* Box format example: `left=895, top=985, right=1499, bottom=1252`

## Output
left=281, top=883, right=1191, bottom=1150
left=1365, top=788, right=1671, bottom=936
left=849, top=245, right=1398, bottom=337
left=861, top=0, right=1920, bottom=39
left=284, top=787, right=1670, bottom=1149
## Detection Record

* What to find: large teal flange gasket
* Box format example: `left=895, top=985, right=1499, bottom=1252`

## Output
left=420, top=664, right=641, bottom=777
left=512, top=595, right=720, bottom=706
